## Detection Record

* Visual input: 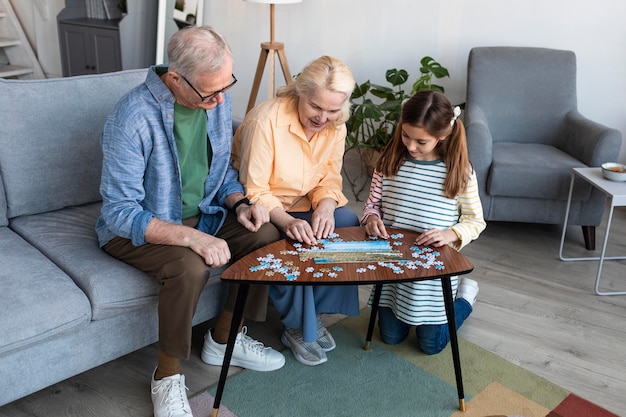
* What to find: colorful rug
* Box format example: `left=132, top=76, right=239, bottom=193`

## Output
left=190, top=311, right=618, bottom=417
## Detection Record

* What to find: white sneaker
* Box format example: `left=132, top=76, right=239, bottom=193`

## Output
left=456, top=278, right=479, bottom=306
left=150, top=371, right=193, bottom=417
left=201, top=326, right=285, bottom=371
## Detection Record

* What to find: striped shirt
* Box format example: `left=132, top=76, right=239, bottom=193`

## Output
left=361, top=158, right=485, bottom=325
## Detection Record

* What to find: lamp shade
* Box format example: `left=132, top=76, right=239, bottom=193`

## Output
left=244, top=0, right=302, bottom=3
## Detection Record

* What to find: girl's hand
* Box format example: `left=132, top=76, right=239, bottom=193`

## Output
left=364, top=215, right=389, bottom=239
left=415, top=228, right=458, bottom=247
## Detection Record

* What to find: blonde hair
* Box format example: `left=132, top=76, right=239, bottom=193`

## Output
left=276, top=55, right=355, bottom=127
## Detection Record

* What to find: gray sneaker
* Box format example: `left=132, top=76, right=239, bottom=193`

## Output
left=316, top=315, right=336, bottom=352
left=281, top=328, right=327, bottom=366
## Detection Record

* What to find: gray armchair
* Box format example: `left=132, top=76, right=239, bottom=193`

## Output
left=465, top=46, right=622, bottom=250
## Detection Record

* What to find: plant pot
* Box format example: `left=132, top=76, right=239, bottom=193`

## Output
left=361, top=148, right=381, bottom=177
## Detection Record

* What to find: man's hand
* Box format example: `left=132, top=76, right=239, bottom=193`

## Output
left=187, top=232, right=231, bottom=267
left=145, top=218, right=231, bottom=267
left=236, top=203, right=269, bottom=232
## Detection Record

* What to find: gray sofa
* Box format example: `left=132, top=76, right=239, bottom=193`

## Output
left=0, top=69, right=229, bottom=406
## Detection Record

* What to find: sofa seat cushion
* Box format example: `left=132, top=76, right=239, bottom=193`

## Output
left=0, top=228, right=91, bottom=355
left=488, top=143, right=592, bottom=201
left=9, top=203, right=160, bottom=321
left=9, top=203, right=226, bottom=321
left=0, top=173, right=7, bottom=227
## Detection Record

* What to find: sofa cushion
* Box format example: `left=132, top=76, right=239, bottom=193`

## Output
left=9, top=203, right=227, bottom=321
left=0, top=227, right=91, bottom=355
left=9, top=203, right=159, bottom=320
left=488, top=143, right=592, bottom=201
left=0, top=174, right=6, bottom=227
left=0, top=69, right=147, bottom=220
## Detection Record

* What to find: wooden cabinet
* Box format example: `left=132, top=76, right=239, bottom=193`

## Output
left=59, top=19, right=121, bottom=76
left=57, top=0, right=156, bottom=77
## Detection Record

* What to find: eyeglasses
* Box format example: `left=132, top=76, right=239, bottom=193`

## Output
left=180, top=73, right=237, bottom=102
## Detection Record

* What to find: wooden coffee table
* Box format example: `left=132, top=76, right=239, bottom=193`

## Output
left=211, top=226, right=474, bottom=416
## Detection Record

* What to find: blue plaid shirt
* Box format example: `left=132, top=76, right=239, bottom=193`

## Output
left=96, top=66, right=243, bottom=247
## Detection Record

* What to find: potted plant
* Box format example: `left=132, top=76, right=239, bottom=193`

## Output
left=343, top=56, right=450, bottom=200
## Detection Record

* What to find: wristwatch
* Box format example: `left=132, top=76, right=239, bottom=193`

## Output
left=232, top=197, right=252, bottom=211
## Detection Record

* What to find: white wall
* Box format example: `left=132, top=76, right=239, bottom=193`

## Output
left=203, top=0, right=626, bottom=162
left=14, top=0, right=625, bottom=161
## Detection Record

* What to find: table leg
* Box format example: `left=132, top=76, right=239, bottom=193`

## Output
left=558, top=173, right=576, bottom=261
left=442, top=276, right=466, bottom=412
left=559, top=175, right=626, bottom=295
left=211, top=283, right=250, bottom=417
left=593, top=204, right=626, bottom=295
left=364, top=284, right=383, bottom=350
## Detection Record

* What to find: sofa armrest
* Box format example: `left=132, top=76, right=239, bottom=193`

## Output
left=558, top=110, right=622, bottom=167
left=465, top=105, right=493, bottom=186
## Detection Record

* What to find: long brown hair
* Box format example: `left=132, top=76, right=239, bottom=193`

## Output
left=375, top=90, right=470, bottom=198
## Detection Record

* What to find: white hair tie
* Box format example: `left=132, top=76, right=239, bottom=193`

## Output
left=450, top=106, right=461, bottom=126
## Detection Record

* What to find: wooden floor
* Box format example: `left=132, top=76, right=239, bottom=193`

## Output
left=2, top=170, right=625, bottom=415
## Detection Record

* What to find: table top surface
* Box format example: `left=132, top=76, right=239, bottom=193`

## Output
left=573, top=168, right=626, bottom=203
left=221, top=226, right=474, bottom=285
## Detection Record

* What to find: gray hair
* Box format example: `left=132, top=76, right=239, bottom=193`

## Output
left=167, top=26, right=233, bottom=84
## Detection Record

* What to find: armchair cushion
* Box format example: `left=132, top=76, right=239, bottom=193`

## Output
left=489, top=143, right=590, bottom=201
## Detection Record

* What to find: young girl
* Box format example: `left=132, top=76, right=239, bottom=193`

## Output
left=361, top=90, right=486, bottom=354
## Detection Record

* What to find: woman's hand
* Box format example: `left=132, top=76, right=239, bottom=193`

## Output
left=284, top=218, right=317, bottom=245
left=364, top=215, right=388, bottom=239
left=270, top=208, right=317, bottom=245
left=311, top=199, right=337, bottom=239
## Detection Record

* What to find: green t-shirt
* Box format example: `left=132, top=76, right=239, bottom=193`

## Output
left=174, top=102, right=212, bottom=219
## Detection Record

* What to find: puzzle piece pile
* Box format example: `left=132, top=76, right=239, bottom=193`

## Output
left=248, top=232, right=445, bottom=281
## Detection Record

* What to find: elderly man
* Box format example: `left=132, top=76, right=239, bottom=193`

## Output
left=96, top=26, right=284, bottom=417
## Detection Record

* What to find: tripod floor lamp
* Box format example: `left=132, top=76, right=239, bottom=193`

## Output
left=244, top=0, right=302, bottom=113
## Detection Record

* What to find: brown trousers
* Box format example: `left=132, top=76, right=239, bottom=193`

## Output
left=103, top=212, right=280, bottom=359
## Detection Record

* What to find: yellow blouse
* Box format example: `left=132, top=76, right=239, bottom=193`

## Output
left=232, top=96, right=348, bottom=213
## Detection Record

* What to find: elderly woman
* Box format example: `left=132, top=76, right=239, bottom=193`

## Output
left=232, top=55, right=360, bottom=366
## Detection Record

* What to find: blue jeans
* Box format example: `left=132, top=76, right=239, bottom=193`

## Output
left=377, top=299, right=473, bottom=355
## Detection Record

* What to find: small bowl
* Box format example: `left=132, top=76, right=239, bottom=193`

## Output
left=601, top=162, right=626, bottom=182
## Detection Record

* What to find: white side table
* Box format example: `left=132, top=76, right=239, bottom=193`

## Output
left=559, top=167, right=626, bottom=295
